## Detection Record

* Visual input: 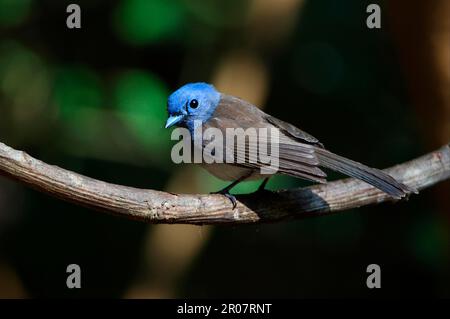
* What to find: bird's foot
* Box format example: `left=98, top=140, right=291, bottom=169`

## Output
left=210, top=189, right=237, bottom=209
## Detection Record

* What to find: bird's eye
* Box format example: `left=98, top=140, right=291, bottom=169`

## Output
left=189, top=99, right=199, bottom=109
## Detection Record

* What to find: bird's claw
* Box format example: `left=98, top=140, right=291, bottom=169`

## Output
left=210, top=190, right=237, bottom=209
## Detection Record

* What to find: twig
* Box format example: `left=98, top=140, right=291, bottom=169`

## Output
left=0, top=141, right=449, bottom=225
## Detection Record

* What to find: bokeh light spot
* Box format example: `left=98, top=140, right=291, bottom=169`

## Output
left=114, top=70, right=170, bottom=150
left=113, top=0, right=184, bottom=45
left=0, top=41, right=50, bottom=125
left=53, top=66, right=103, bottom=119
left=184, top=0, right=248, bottom=28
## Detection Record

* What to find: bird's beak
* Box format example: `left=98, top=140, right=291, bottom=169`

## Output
left=165, top=114, right=184, bottom=128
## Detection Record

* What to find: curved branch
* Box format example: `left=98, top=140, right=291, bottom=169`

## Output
left=0, top=141, right=449, bottom=225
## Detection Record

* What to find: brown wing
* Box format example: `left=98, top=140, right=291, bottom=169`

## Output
left=201, top=94, right=327, bottom=183
left=264, top=115, right=324, bottom=148
left=204, top=95, right=415, bottom=198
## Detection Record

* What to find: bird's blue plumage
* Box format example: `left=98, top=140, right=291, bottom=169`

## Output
left=166, top=82, right=221, bottom=132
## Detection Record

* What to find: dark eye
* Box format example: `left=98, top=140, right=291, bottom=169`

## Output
left=189, top=99, right=199, bottom=109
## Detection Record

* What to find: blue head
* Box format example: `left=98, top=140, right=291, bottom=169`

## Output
left=165, top=82, right=221, bottom=131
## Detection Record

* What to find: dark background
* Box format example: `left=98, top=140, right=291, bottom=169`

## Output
left=0, top=0, right=449, bottom=298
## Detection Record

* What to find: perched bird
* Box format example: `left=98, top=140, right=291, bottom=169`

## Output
left=165, top=82, right=415, bottom=207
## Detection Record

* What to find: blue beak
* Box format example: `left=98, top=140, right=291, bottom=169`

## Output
left=165, top=114, right=184, bottom=128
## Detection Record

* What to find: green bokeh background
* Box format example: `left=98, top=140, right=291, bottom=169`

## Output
left=0, top=0, right=448, bottom=298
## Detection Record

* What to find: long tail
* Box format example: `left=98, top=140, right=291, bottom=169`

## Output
left=315, top=148, right=417, bottom=199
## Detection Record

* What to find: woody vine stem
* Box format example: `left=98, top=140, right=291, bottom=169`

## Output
left=0, top=141, right=449, bottom=225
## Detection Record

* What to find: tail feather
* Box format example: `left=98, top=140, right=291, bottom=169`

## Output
left=315, top=148, right=417, bottom=198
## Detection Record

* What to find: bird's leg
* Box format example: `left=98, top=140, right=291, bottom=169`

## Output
left=256, top=177, right=271, bottom=192
left=211, top=173, right=251, bottom=209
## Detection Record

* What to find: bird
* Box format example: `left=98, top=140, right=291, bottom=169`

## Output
left=165, top=82, right=416, bottom=207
